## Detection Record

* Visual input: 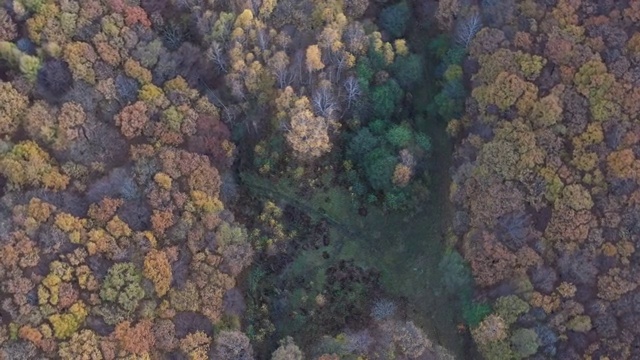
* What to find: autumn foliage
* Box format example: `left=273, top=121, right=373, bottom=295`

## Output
left=450, top=0, right=640, bottom=358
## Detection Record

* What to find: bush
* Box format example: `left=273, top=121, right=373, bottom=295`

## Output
left=371, top=299, right=397, bottom=321
left=379, top=2, right=410, bottom=38
left=438, top=250, right=472, bottom=295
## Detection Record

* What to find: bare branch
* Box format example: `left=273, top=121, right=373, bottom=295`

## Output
left=343, top=76, right=361, bottom=110
left=456, top=14, right=482, bottom=47
left=312, top=85, right=338, bottom=119
left=207, top=41, right=228, bottom=73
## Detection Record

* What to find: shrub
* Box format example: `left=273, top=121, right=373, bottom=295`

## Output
left=438, top=250, right=472, bottom=295
left=371, top=299, right=397, bottom=321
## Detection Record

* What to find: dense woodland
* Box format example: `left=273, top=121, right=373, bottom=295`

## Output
left=0, top=0, right=464, bottom=358
left=449, top=0, right=640, bottom=358
left=3, top=0, right=636, bottom=358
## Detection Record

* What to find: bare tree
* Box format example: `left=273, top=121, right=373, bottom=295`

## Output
left=275, top=69, right=294, bottom=89
left=312, top=84, right=338, bottom=119
left=207, top=41, right=228, bottom=73
left=227, top=73, right=247, bottom=101
left=268, top=51, right=293, bottom=88
left=256, top=28, right=270, bottom=52
left=292, top=50, right=305, bottom=86
left=343, top=76, right=361, bottom=110
left=332, top=50, right=351, bottom=81
left=456, top=14, right=482, bottom=47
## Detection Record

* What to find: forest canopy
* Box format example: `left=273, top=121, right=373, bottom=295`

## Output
left=0, top=0, right=461, bottom=358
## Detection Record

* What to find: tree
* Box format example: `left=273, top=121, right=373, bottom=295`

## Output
left=496, top=210, right=531, bottom=251
left=259, top=0, right=277, bottom=18
left=391, top=53, right=423, bottom=89
left=343, top=76, right=361, bottom=109
left=393, top=321, right=432, bottom=358
left=494, top=295, right=529, bottom=325
left=214, top=330, right=254, bottom=360
left=456, top=14, right=482, bottom=47
left=371, top=79, right=402, bottom=118
left=364, top=147, right=396, bottom=191
left=510, top=328, right=539, bottom=358
left=268, top=51, right=291, bottom=88
left=115, top=102, right=149, bottom=139
left=154, top=319, right=178, bottom=351
left=123, top=6, right=151, bottom=27
left=285, top=97, right=332, bottom=159
left=180, top=331, right=211, bottom=359
left=58, top=330, right=102, bottom=359
left=100, top=262, right=145, bottom=312
left=272, top=337, right=303, bottom=360
left=435, top=0, right=460, bottom=31
left=221, top=242, right=254, bottom=276
left=143, top=249, right=172, bottom=297
left=0, top=9, right=17, bottom=41
left=0, top=81, right=28, bottom=136
left=49, top=302, right=88, bottom=339
left=379, top=2, right=410, bottom=38
left=386, top=125, right=412, bottom=148
left=306, top=45, right=325, bottom=74
left=114, top=320, right=156, bottom=355
left=472, top=314, right=507, bottom=346
left=312, top=82, right=338, bottom=119
left=371, top=299, right=397, bottom=321
left=472, top=71, right=531, bottom=111
left=207, top=41, right=229, bottom=73
left=318, top=25, right=343, bottom=53
left=63, top=42, right=98, bottom=84
left=561, top=184, right=593, bottom=211
left=438, top=250, right=472, bottom=295
left=344, top=0, right=369, bottom=18
left=0, top=140, right=70, bottom=191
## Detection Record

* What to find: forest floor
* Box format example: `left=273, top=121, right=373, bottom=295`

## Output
left=241, top=114, right=472, bottom=357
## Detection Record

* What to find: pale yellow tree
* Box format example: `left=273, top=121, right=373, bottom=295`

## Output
left=306, top=45, right=325, bottom=73
left=285, top=96, right=331, bottom=159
